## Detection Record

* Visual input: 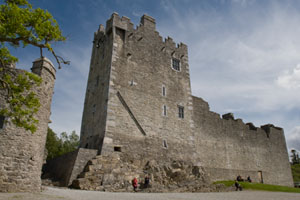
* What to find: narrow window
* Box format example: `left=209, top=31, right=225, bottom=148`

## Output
left=178, top=106, right=184, bottom=118
left=172, top=58, right=180, bottom=71
left=162, top=86, right=166, bottom=96
left=163, top=140, right=168, bottom=148
left=0, top=115, right=5, bottom=129
left=92, top=104, right=96, bottom=115
left=163, top=105, right=167, bottom=116
left=95, top=75, right=99, bottom=87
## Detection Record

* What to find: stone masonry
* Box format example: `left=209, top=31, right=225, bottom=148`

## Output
left=0, top=57, right=56, bottom=192
left=78, top=13, right=293, bottom=188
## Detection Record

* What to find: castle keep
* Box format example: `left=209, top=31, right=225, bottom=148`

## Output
left=78, top=13, right=293, bottom=187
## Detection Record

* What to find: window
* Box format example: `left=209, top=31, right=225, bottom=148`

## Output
left=163, top=140, right=168, bottom=148
left=162, top=86, right=166, bottom=96
left=163, top=105, right=167, bottom=116
left=178, top=106, right=184, bottom=118
left=172, top=58, right=180, bottom=71
left=92, top=104, right=96, bottom=115
left=114, top=146, right=122, bottom=152
left=0, top=115, right=4, bottom=129
left=95, top=75, right=99, bottom=87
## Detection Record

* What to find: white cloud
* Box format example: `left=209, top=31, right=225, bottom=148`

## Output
left=277, top=64, right=300, bottom=89
left=156, top=0, right=300, bottom=149
left=287, top=126, right=300, bottom=151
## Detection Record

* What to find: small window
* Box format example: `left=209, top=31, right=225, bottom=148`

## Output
left=163, top=140, right=168, bottom=148
left=163, top=105, right=167, bottom=116
left=162, top=86, right=166, bottom=96
left=95, top=75, right=99, bottom=87
left=178, top=106, right=184, bottom=119
left=92, top=104, right=96, bottom=115
left=172, top=58, right=180, bottom=71
left=0, top=115, right=5, bottom=129
left=114, top=146, right=122, bottom=152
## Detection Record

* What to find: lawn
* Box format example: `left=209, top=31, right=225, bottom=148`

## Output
left=214, top=180, right=300, bottom=193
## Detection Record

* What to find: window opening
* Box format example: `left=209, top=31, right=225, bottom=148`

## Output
left=0, top=115, right=5, bottom=129
left=162, top=86, right=166, bottom=96
left=95, top=75, right=99, bottom=87
left=172, top=58, right=180, bottom=71
left=163, top=140, right=168, bottom=148
left=163, top=105, right=167, bottom=116
left=92, top=104, right=96, bottom=115
left=178, top=106, right=184, bottom=118
left=114, top=146, right=122, bottom=152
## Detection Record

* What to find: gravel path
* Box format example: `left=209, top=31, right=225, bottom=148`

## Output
left=0, top=187, right=300, bottom=200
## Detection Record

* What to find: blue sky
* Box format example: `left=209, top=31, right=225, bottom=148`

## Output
left=11, top=0, right=300, bottom=152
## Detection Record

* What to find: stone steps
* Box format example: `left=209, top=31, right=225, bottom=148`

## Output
left=71, top=152, right=212, bottom=192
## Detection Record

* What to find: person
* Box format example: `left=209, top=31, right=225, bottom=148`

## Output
left=144, top=175, right=150, bottom=188
left=236, top=175, right=244, bottom=182
left=247, top=176, right=252, bottom=183
left=132, top=177, right=138, bottom=192
left=235, top=181, right=243, bottom=191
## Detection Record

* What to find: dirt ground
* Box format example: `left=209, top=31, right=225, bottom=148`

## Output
left=1, top=186, right=300, bottom=200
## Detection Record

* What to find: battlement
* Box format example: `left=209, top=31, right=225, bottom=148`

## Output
left=94, top=13, right=187, bottom=53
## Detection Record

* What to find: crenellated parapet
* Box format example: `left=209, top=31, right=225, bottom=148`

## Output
left=94, top=13, right=188, bottom=59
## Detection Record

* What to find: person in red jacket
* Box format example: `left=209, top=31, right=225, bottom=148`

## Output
left=132, top=177, right=138, bottom=192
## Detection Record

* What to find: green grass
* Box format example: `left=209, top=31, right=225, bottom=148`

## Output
left=214, top=180, right=300, bottom=193
left=291, top=164, right=300, bottom=182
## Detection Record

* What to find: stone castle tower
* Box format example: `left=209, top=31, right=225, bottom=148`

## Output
left=0, top=57, right=56, bottom=192
left=79, top=13, right=293, bottom=187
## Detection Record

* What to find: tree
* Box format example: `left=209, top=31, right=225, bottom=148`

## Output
left=291, top=149, right=300, bottom=165
left=0, top=0, right=69, bottom=132
left=45, top=127, right=79, bottom=160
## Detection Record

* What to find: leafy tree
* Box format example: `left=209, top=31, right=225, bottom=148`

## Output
left=291, top=149, right=300, bottom=165
left=45, top=127, right=79, bottom=160
left=45, top=127, right=61, bottom=160
left=0, top=0, right=68, bottom=133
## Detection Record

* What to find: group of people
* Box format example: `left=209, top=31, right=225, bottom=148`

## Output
left=235, top=175, right=252, bottom=191
left=132, top=175, right=150, bottom=192
left=236, top=175, right=252, bottom=182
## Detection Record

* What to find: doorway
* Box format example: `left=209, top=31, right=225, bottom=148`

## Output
left=258, top=171, right=264, bottom=183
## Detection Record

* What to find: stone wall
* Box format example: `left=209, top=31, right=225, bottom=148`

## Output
left=43, top=148, right=97, bottom=186
left=192, top=96, right=293, bottom=186
left=79, top=24, right=113, bottom=153
left=79, top=13, right=293, bottom=188
left=0, top=57, right=56, bottom=192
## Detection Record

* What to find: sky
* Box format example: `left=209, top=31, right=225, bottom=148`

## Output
left=10, top=0, right=300, bottom=152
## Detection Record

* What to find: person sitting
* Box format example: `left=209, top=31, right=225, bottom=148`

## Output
left=235, top=181, right=243, bottom=191
left=247, top=176, right=252, bottom=183
left=236, top=175, right=244, bottom=182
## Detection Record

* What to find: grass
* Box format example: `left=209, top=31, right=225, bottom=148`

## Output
left=214, top=180, right=300, bottom=193
left=291, top=164, right=300, bottom=182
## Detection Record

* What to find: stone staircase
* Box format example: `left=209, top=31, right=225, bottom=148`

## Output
left=71, top=152, right=216, bottom=192
left=71, top=153, right=145, bottom=191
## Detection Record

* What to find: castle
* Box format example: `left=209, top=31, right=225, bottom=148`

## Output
left=0, top=13, right=293, bottom=192
left=77, top=13, right=293, bottom=187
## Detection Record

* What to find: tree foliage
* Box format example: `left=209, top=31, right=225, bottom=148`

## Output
left=291, top=149, right=300, bottom=165
left=0, top=0, right=68, bottom=133
left=46, top=127, right=79, bottom=160
left=0, top=0, right=67, bottom=67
